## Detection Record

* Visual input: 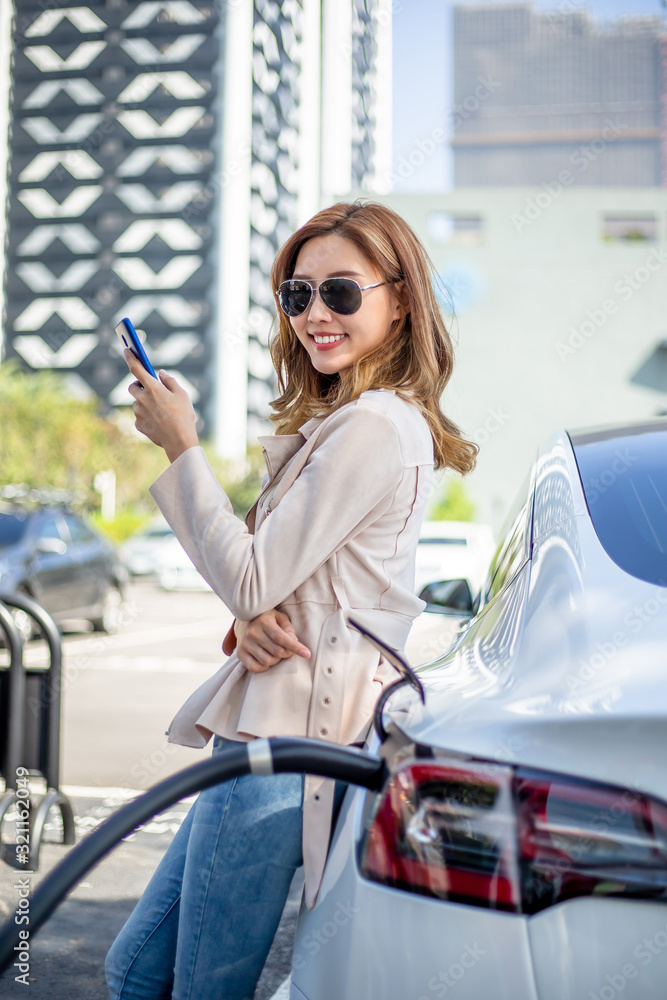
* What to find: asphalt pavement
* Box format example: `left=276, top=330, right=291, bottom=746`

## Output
left=0, top=579, right=299, bottom=999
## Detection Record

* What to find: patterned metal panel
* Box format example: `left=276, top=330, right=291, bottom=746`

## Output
left=246, top=0, right=302, bottom=437
left=5, top=1, right=220, bottom=430
left=351, top=0, right=378, bottom=191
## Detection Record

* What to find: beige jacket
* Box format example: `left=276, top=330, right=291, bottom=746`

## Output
left=149, top=387, right=434, bottom=908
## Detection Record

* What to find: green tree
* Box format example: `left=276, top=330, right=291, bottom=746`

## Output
left=0, top=362, right=266, bottom=537
left=427, top=475, right=476, bottom=521
left=0, top=361, right=166, bottom=512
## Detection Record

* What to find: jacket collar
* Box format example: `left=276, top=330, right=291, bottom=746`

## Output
left=256, top=433, right=305, bottom=479
left=256, top=391, right=398, bottom=478
left=297, top=415, right=326, bottom=439
left=256, top=414, right=327, bottom=477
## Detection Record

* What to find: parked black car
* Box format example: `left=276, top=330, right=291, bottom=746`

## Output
left=0, top=502, right=128, bottom=641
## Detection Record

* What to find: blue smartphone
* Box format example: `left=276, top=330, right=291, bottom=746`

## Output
left=115, top=317, right=157, bottom=379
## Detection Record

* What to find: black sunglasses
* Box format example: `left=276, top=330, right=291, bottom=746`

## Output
left=277, top=277, right=393, bottom=317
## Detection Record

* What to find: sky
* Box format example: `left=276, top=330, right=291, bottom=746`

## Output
left=391, top=0, right=667, bottom=192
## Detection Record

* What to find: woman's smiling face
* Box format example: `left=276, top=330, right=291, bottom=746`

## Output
left=286, top=233, right=403, bottom=376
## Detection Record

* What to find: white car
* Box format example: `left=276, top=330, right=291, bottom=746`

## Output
left=414, top=519, right=495, bottom=598
left=157, top=537, right=213, bottom=592
left=120, top=517, right=212, bottom=591
left=119, top=518, right=178, bottom=577
left=290, top=415, right=667, bottom=1000
left=406, top=520, right=496, bottom=666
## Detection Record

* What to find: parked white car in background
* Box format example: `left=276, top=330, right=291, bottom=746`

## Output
left=158, top=536, right=213, bottom=592
left=414, top=519, right=495, bottom=598
left=406, top=520, right=496, bottom=666
left=120, top=517, right=212, bottom=591
left=290, top=415, right=667, bottom=1000
left=119, top=518, right=178, bottom=578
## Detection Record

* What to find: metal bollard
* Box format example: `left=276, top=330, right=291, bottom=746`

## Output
left=0, top=603, right=26, bottom=830
left=0, top=593, right=75, bottom=870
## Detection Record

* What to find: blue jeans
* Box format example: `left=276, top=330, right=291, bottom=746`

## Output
left=105, top=736, right=346, bottom=1000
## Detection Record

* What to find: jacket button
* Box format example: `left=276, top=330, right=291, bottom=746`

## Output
left=323, top=697, right=331, bottom=705
left=329, top=636, right=337, bottom=644
left=320, top=727, right=328, bottom=736
left=326, top=667, right=333, bottom=674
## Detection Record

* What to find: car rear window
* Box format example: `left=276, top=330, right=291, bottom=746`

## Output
left=569, top=422, right=667, bottom=586
left=0, top=512, right=29, bottom=548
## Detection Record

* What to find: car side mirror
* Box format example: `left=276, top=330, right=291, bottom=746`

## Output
left=35, top=538, right=67, bottom=556
left=418, top=578, right=474, bottom=615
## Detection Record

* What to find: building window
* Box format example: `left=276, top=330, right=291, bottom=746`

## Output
left=601, top=215, right=657, bottom=243
left=427, top=212, right=484, bottom=246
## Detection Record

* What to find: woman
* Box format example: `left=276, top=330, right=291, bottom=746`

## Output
left=106, top=199, right=478, bottom=999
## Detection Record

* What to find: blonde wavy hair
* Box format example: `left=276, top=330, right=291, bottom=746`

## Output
left=267, top=199, right=478, bottom=475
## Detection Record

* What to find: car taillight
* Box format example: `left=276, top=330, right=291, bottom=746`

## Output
left=359, top=759, right=667, bottom=914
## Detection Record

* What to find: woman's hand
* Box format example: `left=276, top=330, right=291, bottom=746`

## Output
left=236, top=610, right=311, bottom=674
left=124, top=349, right=199, bottom=463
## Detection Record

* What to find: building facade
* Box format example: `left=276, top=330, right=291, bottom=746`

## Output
left=1, top=0, right=391, bottom=456
left=453, top=2, right=667, bottom=188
